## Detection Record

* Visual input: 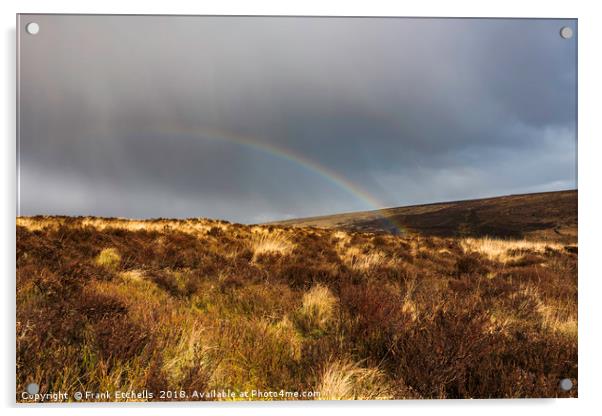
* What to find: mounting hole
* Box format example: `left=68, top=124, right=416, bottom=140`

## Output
left=559, top=378, right=573, bottom=391
left=26, top=382, right=40, bottom=395
left=560, top=26, right=573, bottom=39
left=26, top=22, right=40, bottom=35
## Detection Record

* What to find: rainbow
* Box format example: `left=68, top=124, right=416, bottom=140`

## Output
left=147, top=125, right=402, bottom=232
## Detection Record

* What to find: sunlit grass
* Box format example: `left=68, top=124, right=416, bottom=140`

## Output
left=249, top=230, right=295, bottom=261
left=16, top=216, right=577, bottom=400
left=460, top=237, right=565, bottom=263
left=317, top=359, right=392, bottom=400
left=95, top=248, right=121, bottom=269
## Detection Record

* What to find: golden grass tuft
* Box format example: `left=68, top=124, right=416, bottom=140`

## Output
left=520, top=285, right=578, bottom=338
left=339, top=247, right=388, bottom=271
left=296, top=284, right=337, bottom=334
left=460, top=237, right=564, bottom=263
left=317, top=359, right=392, bottom=400
left=538, top=305, right=578, bottom=337
left=95, top=248, right=121, bottom=270
left=119, top=269, right=146, bottom=282
left=249, top=230, right=295, bottom=261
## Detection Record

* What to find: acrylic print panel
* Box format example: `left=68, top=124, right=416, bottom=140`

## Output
left=16, top=15, right=577, bottom=402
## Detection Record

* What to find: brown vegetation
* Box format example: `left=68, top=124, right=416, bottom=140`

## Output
left=271, top=190, right=578, bottom=243
left=16, top=215, right=577, bottom=401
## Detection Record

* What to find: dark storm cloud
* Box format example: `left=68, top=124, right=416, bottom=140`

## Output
left=18, top=16, right=576, bottom=222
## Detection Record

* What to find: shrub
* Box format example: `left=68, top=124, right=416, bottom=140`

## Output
left=455, top=253, right=489, bottom=276
left=148, top=269, right=200, bottom=298
left=391, top=306, right=495, bottom=398
left=339, top=282, right=408, bottom=358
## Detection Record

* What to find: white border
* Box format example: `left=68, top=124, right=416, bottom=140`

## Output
left=3, top=1, right=601, bottom=415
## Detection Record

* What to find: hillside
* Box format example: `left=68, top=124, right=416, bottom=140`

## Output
left=270, top=190, right=577, bottom=242
left=17, top=215, right=577, bottom=400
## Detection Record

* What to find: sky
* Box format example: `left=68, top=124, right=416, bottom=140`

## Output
left=18, top=16, right=577, bottom=223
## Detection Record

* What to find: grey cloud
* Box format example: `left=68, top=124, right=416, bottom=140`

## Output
left=18, top=16, right=577, bottom=221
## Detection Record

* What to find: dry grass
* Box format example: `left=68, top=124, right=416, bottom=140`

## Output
left=161, top=323, right=207, bottom=386
left=317, top=359, right=392, bottom=400
left=518, top=285, right=578, bottom=338
left=16, top=216, right=577, bottom=401
left=119, top=269, right=146, bottom=282
left=249, top=230, right=295, bottom=261
left=95, top=248, right=121, bottom=269
left=339, top=247, right=389, bottom=271
left=295, top=284, right=337, bottom=335
left=16, top=216, right=223, bottom=237
left=460, top=237, right=565, bottom=262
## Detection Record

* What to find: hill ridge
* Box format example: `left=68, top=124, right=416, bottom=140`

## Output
left=269, top=189, right=577, bottom=242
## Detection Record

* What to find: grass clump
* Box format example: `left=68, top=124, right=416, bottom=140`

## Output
left=317, top=359, right=392, bottom=400
left=295, top=284, right=337, bottom=336
left=250, top=230, right=295, bottom=261
left=95, top=248, right=121, bottom=270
